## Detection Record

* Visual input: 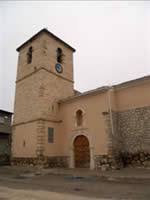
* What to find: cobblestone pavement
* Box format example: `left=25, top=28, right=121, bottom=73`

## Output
left=0, top=166, right=150, bottom=200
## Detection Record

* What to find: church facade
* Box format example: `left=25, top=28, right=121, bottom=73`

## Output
left=12, top=29, right=150, bottom=170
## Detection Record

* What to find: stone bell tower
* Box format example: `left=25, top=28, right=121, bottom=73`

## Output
left=12, top=29, right=75, bottom=164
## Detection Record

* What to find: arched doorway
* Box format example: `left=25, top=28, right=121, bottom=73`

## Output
left=73, top=135, right=90, bottom=168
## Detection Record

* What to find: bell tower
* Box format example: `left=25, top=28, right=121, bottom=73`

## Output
left=12, top=29, right=75, bottom=163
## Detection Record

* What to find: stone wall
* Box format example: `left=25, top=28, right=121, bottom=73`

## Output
left=117, top=106, right=150, bottom=167
left=94, top=154, right=119, bottom=170
left=118, top=106, right=150, bottom=153
left=11, top=156, right=69, bottom=168
left=11, top=157, right=39, bottom=166
left=47, top=156, right=69, bottom=168
left=104, top=106, right=150, bottom=168
left=119, top=151, right=150, bottom=167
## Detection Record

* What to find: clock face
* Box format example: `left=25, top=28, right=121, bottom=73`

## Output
left=55, top=63, right=63, bottom=73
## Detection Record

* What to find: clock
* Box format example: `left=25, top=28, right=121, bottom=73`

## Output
left=55, top=63, right=63, bottom=73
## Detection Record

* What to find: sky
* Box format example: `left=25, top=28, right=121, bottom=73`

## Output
left=0, top=1, right=150, bottom=112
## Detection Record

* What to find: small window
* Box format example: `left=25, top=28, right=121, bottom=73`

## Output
left=0, top=117, right=4, bottom=124
left=27, top=46, right=33, bottom=64
left=48, top=127, right=54, bottom=143
left=76, top=109, right=83, bottom=127
left=23, top=140, right=26, bottom=147
left=56, top=48, right=64, bottom=63
left=52, top=105, right=54, bottom=112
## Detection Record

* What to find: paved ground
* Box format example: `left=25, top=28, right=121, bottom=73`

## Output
left=0, top=186, right=109, bottom=200
left=0, top=166, right=150, bottom=200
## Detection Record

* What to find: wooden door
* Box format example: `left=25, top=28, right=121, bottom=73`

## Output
left=74, top=135, right=90, bottom=168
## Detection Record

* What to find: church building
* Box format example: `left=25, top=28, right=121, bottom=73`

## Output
left=12, top=29, right=150, bottom=170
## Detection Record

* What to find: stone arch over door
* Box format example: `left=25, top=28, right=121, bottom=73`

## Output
left=74, top=135, right=90, bottom=168
left=69, top=132, right=95, bottom=169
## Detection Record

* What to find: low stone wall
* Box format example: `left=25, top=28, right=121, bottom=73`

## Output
left=47, top=156, right=69, bottom=168
left=11, top=157, right=40, bottom=166
left=11, top=156, right=69, bottom=168
left=119, top=151, right=150, bottom=167
left=94, top=154, right=121, bottom=170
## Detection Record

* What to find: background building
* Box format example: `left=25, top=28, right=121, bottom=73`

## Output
left=0, top=110, right=12, bottom=165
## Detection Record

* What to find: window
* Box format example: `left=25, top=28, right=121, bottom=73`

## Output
left=76, top=109, right=83, bottom=127
left=0, top=117, right=4, bottom=124
left=48, top=127, right=54, bottom=143
left=52, top=105, right=54, bottom=112
left=27, top=46, right=33, bottom=64
left=56, top=48, right=64, bottom=63
left=23, top=140, right=26, bottom=147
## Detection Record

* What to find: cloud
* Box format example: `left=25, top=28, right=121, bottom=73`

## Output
left=0, top=1, right=150, bottom=111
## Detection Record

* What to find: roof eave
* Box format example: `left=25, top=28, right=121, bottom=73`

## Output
left=16, top=28, right=76, bottom=52
left=0, top=110, right=13, bottom=114
left=114, top=74, right=150, bottom=90
left=59, top=86, right=109, bottom=104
